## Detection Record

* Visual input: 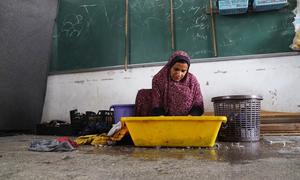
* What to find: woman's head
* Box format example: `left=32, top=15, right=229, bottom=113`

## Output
left=168, top=51, right=191, bottom=82
left=170, top=61, right=189, bottom=82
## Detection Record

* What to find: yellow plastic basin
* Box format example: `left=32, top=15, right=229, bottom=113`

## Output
left=121, top=116, right=227, bottom=147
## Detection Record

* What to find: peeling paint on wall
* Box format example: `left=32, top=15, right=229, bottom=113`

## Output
left=269, top=89, right=278, bottom=105
left=214, top=70, right=227, bottom=74
left=101, top=78, right=114, bottom=81
left=86, top=79, right=97, bottom=82
left=256, top=68, right=266, bottom=71
left=74, top=80, right=85, bottom=84
left=107, top=71, right=116, bottom=76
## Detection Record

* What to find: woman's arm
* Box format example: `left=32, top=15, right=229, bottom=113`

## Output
left=189, top=75, right=204, bottom=115
left=189, top=105, right=204, bottom=116
left=151, top=76, right=166, bottom=116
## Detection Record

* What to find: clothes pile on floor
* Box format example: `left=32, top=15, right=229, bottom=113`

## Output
left=28, top=137, right=78, bottom=152
left=74, top=121, right=130, bottom=146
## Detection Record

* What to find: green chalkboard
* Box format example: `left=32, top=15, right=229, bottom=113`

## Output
left=215, top=3, right=296, bottom=56
left=50, top=0, right=296, bottom=72
left=174, top=0, right=295, bottom=58
left=174, top=0, right=214, bottom=58
left=129, top=0, right=172, bottom=64
left=50, top=0, right=125, bottom=72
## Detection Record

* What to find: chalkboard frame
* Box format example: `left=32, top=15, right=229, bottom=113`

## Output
left=48, top=52, right=300, bottom=75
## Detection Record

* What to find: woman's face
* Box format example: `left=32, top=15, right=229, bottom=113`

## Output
left=170, top=62, right=188, bottom=82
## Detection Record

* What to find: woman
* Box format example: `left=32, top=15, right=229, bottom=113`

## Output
left=135, top=51, right=204, bottom=116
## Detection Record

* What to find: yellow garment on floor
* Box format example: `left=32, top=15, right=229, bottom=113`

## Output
left=91, top=135, right=110, bottom=145
left=111, top=126, right=128, bottom=141
left=75, top=125, right=129, bottom=145
left=75, top=134, right=98, bottom=145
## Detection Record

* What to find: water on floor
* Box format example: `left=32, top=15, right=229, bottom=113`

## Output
left=78, top=136, right=300, bottom=164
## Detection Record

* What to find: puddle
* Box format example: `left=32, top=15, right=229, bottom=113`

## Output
left=78, top=136, right=300, bottom=164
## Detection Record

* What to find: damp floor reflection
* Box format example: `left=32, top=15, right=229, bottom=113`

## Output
left=79, top=136, right=300, bottom=164
left=0, top=135, right=300, bottom=179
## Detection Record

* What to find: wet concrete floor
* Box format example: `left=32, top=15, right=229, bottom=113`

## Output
left=0, top=135, right=300, bottom=179
left=81, top=136, right=300, bottom=164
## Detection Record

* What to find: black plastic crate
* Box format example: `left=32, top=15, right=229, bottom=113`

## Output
left=70, top=109, right=114, bottom=135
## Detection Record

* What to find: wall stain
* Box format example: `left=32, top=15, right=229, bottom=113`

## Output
left=107, top=71, right=116, bottom=76
left=206, top=81, right=209, bottom=86
left=74, top=80, right=85, bottom=84
left=256, top=68, right=266, bottom=71
left=214, top=70, right=227, bottom=74
left=297, top=105, right=300, bottom=108
left=124, top=77, right=131, bottom=79
left=101, top=78, right=114, bottom=81
left=268, top=89, right=278, bottom=105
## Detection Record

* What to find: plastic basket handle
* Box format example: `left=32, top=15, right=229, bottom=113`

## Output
left=109, top=106, right=114, bottom=111
left=221, top=112, right=237, bottom=129
left=97, top=110, right=102, bottom=115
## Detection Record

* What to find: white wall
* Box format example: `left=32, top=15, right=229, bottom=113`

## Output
left=42, top=55, right=300, bottom=123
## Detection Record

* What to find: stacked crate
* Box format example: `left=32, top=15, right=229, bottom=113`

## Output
left=252, top=0, right=288, bottom=12
left=218, top=0, right=249, bottom=15
left=217, top=0, right=288, bottom=15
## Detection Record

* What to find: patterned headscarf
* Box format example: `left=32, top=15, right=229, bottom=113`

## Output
left=151, top=51, right=203, bottom=115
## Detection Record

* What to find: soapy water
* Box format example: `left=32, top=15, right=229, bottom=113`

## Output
left=78, top=136, right=300, bottom=164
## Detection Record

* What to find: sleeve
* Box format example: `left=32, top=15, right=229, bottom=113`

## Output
left=151, top=107, right=166, bottom=116
left=190, top=75, right=204, bottom=115
left=189, top=105, right=204, bottom=116
left=151, top=76, right=162, bottom=109
left=151, top=76, right=168, bottom=115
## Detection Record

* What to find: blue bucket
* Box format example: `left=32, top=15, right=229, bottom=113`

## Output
left=110, top=104, right=135, bottom=123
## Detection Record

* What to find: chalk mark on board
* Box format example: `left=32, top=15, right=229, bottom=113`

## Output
left=155, top=0, right=165, bottom=9
left=190, top=6, right=200, bottom=15
left=173, top=0, right=183, bottom=9
left=220, top=32, right=234, bottom=47
left=80, top=4, right=96, bottom=14
left=195, top=33, right=207, bottom=40
left=102, top=1, right=109, bottom=23
left=187, top=7, right=209, bottom=30
left=182, top=6, right=209, bottom=41
left=194, top=50, right=208, bottom=55
left=268, top=25, right=281, bottom=33
left=187, top=18, right=208, bottom=33
left=62, top=14, right=84, bottom=38
left=78, top=4, right=96, bottom=30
